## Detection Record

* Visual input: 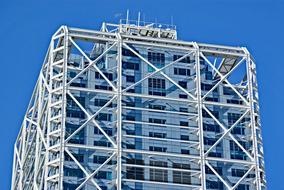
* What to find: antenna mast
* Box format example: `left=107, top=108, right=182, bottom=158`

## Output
left=126, top=9, right=129, bottom=24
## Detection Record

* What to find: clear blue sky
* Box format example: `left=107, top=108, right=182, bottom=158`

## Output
left=0, top=0, right=283, bottom=189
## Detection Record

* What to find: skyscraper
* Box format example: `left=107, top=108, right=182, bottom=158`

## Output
left=11, top=20, right=266, bottom=190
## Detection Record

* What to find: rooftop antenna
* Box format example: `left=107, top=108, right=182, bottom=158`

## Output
left=126, top=9, right=129, bottom=24
left=171, top=16, right=174, bottom=28
left=138, top=11, right=141, bottom=27
left=155, top=18, right=157, bottom=28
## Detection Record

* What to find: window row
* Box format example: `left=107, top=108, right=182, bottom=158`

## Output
left=66, top=111, right=113, bottom=122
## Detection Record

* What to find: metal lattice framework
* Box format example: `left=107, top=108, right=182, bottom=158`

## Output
left=11, top=22, right=266, bottom=190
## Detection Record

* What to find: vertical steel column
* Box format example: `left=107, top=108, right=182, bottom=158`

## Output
left=116, top=33, right=122, bottom=190
left=44, top=38, right=54, bottom=190
left=34, top=76, right=42, bottom=189
left=58, top=26, right=69, bottom=190
left=19, top=120, right=26, bottom=190
left=11, top=144, right=17, bottom=190
left=245, top=49, right=261, bottom=190
left=194, top=43, right=206, bottom=190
